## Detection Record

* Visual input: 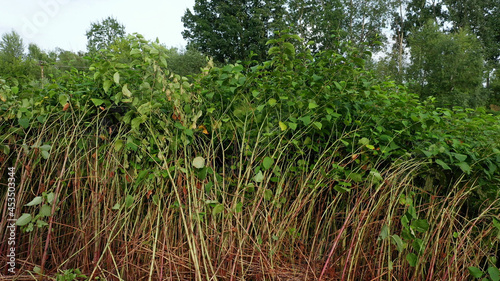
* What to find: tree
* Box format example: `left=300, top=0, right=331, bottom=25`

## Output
left=286, top=0, right=345, bottom=52
left=0, top=31, right=24, bottom=62
left=490, top=69, right=500, bottom=105
left=342, top=0, right=394, bottom=52
left=389, top=0, right=448, bottom=72
left=86, top=16, right=126, bottom=53
left=444, top=0, right=500, bottom=87
left=0, top=31, right=26, bottom=79
left=286, top=0, right=392, bottom=53
left=408, top=21, right=485, bottom=107
left=27, top=43, right=45, bottom=61
left=165, top=47, right=207, bottom=77
left=182, top=0, right=287, bottom=63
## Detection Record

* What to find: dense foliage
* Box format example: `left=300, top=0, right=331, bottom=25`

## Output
left=1, top=32, right=499, bottom=279
left=182, top=0, right=500, bottom=108
left=86, top=16, right=126, bottom=54
left=1, top=2, right=500, bottom=278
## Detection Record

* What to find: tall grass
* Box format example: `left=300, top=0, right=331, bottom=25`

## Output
left=1, top=105, right=498, bottom=280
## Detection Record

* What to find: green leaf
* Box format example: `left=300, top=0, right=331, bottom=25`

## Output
left=262, top=157, right=274, bottom=170
left=137, top=102, right=152, bottom=115
left=406, top=253, right=418, bottom=267
left=40, top=145, right=51, bottom=151
left=113, top=72, right=120, bottom=84
left=103, top=80, right=113, bottom=93
left=348, top=173, right=363, bottom=183
left=488, top=266, right=500, bottom=281
left=391, top=235, right=405, bottom=252
left=152, top=194, right=160, bottom=206
left=112, top=203, right=121, bottom=210
left=212, top=204, right=224, bottom=216
left=283, top=42, right=295, bottom=55
left=493, top=218, right=500, bottom=231
left=233, top=64, right=244, bottom=72
left=193, top=156, right=206, bottom=169
left=1, top=144, right=10, bottom=155
left=16, top=213, right=32, bottom=226
left=36, top=219, right=48, bottom=228
left=334, top=182, right=351, bottom=193
left=114, top=139, right=124, bottom=152
left=130, top=48, right=141, bottom=55
left=39, top=204, right=52, bottom=217
left=268, top=46, right=280, bottom=55
left=334, top=81, right=343, bottom=91
left=11, top=86, right=19, bottom=94
left=18, top=118, right=30, bottom=129
left=268, top=98, right=277, bottom=106
left=359, top=137, right=370, bottom=146
left=235, top=202, right=243, bottom=213
left=298, top=115, right=311, bottom=126
left=435, top=159, right=451, bottom=170
left=46, top=192, right=55, bottom=204
left=254, top=171, right=264, bottom=183
left=41, top=150, right=49, bottom=159
left=456, top=162, right=471, bottom=174
left=468, top=267, right=484, bottom=278
left=378, top=224, right=389, bottom=241
left=25, top=196, right=43, bottom=206
left=91, top=98, right=105, bottom=106
left=125, top=195, right=134, bottom=208
left=453, top=153, right=468, bottom=162
left=313, top=122, right=322, bottom=130
left=122, top=84, right=132, bottom=97
left=131, top=117, right=143, bottom=130
left=58, top=94, right=69, bottom=106
left=264, top=189, right=273, bottom=201
left=412, top=238, right=424, bottom=254
left=308, top=101, right=318, bottom=109
left=288, top=122, right=297, bottom=130
left=411, top=219, right=429, bottom=232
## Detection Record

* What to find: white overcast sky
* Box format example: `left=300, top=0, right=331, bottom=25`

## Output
left=0, top=0, right=195, bottom=53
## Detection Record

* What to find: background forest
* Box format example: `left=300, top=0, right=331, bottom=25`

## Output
left=1, top=0, right=500, bottom=280
left=1, top=0, right=499, bottom=107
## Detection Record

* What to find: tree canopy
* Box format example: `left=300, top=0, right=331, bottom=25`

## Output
left=0, top=31, right=24, bottom=62
left=182, top=0, right=287, bottom=62
left=408, top=21, right=485, bottom=107
left=86, top=16, right=126, bottom=53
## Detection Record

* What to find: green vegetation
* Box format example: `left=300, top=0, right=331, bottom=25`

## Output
left=86, top=16, right=126, bottom=54
left=0, top=1, right=499, bottom=279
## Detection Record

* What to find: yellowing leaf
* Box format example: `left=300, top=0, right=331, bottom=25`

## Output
left=279, top=121, right=287, bottom=131
left=198, top=125, right=209, bottom=134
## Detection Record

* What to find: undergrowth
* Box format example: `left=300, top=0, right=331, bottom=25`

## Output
left=1, top=32, right=499, bottom=280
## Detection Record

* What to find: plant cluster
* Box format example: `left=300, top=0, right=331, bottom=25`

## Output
left=0, top=32, right=499, bottom=280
